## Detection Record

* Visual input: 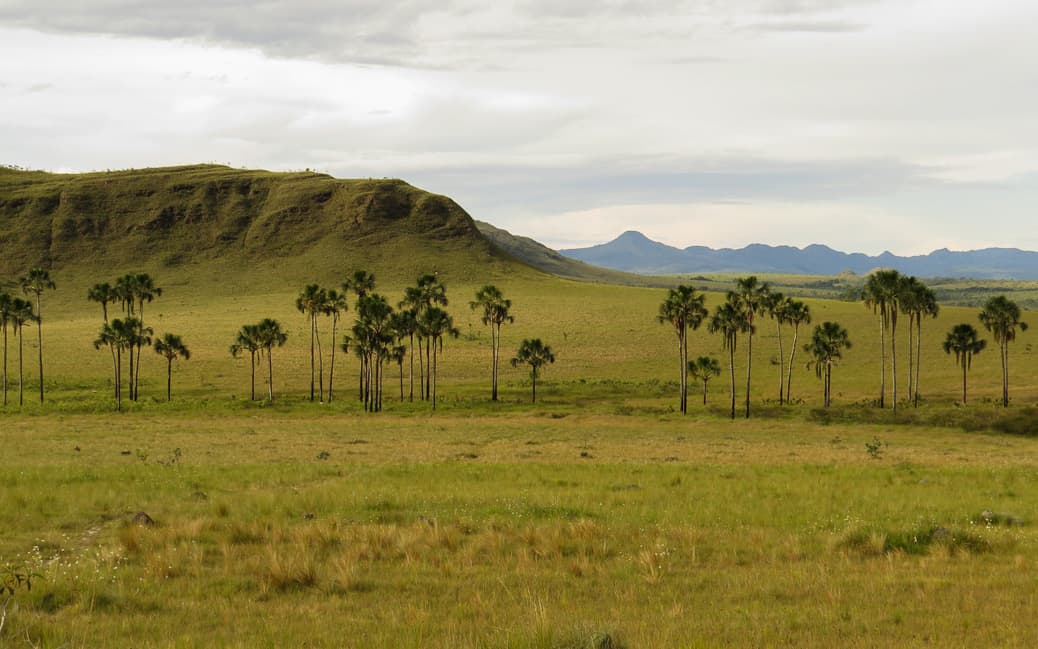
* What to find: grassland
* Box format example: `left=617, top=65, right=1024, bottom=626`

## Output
left=4, top=165, right=1038, bottom=647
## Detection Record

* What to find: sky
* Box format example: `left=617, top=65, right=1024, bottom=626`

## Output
left=2, top=0, right=1037, bottom=255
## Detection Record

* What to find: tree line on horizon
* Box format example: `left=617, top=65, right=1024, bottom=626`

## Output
left=660, top=269, right=1028, bottom=418
left=0, top=266, right=1028, bottom=414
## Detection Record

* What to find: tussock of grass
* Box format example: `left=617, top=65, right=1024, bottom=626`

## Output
left=837, top=524, right=990, bottom=557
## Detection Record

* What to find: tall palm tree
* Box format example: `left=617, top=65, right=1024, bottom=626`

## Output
left=352, top=294, right=394, bottom=412
left=153, top=333, right=190, bottom=402
left=230, top=324, right=262, bottom=401
left=402, top=274, right=449, bottom=401
left=979, top=296, right=1028, bottom=407
left=862, top=269, right=904, bottom=411
left=129, top=273, right=161, bottom=401
left=783, top=299, right=811, bottom=403
left=94, top=318, right=136, bottom=411
left=511, top=338, right=556, bottom=404
left=417, top=306, right=458, bottom=410
left=687, top=356, right=721, bottom=406
left=87, top=282, right=119, bottom=323
left=708, top=294, right=751, bottom=419
left=471, top=285, right=515, bottom=402
left=805, top=321, right=852, bottom=408
left=322, top=289, right=349, bottom=403
left=657, top=285, right=708, bottom=414
left=734, top=277, right=769, bottom=418
left=942, top=324, right=985, bottom=404
left=296, top=284, right=328, bottom=402
left=8, top=298, right=36, bottom=406
left=254, top=319, right=288, bottom=402
left=902, top=279, right=939, bottom=407
left=0, top=292, right=12, bottom=406
left=344, top=271, right=376, bottom=401
left=764, top=290, right=787, bottom=404
left=126, top=318, right=154, bottom=399
left=19, top=268, right=55, bottom=403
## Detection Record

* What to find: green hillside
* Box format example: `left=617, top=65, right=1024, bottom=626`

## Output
left=0, top=164, right=530, bottom=289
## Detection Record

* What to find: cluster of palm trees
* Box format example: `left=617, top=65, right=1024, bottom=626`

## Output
left=661, top=278, right=814, bottom=419
left=0, top=269, right=57, bottom=406
left=89, top=273, right=189, bottom=410
left=661, top=272, right=1029, bottom=416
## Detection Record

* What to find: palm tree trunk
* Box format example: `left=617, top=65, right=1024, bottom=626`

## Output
left=961, top=357, right=968, bottom=404
left=744, top=329, right=753, bottom=419
left=681, top=330, right=688, bottom=414
left=426, top=340, right=432, bottom=402
left=878, top=311, right=886, bottom=408
left=677, top=336, right=685, bottom=414
left=399, top=361, right=404, bottom=401
left=2, top=326, right=7, bottom=406
left=431, top=340, right=438, bottom=410
left=491, top=322, right=498, bottom=401
left=35, top=294, right=43, bottom=404
left=250, top=351, right=256, bottom=401
left=532, top=366, right=537, bottom=404
left=115, top=346, right=122, bottom=412
left=776, top=321, right=785, bottom=405
left=906, top=314, right=914, bottom=403
left=786, top=324, right=800, bottom=404
left=728, top=344, right=736, bottom=420
left=408, top=333, right=415, bottom=402
left=267, top=349, right=274, bottom=402
left=328, top=317, right=337, bottom=402
left=166, top=357, right=172, bottom=401
left=316, top=318, right=324, bottom=403
left=417, top=337, right=425, bottom=400
left=18, top=329, right=24, bottom=406
left=127, top=343, right=135, bottom=402
left=891, top=315, right=898, bottom=414
left=309, top=315, right=316, bottom=401
left=133, top=340, right=144, bottom=401
left=702, top=379, right=708, bottom=405
left=1002, top=343, right=1009, bottom=407
left=914, top=319, right=922, bottom=407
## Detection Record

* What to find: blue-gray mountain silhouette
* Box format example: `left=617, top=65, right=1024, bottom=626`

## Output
left=560, top=231, right=1038, bottom=279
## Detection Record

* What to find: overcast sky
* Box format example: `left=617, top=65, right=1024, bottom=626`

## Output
left=2, top=0, right=1037, bottom=254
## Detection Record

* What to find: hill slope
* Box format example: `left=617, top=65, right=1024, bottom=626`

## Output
left=0, top=164, right=524, bottom=288
left=474, top=221, right=670, bottom=287
left=562, top=230, right=1038, bottom=279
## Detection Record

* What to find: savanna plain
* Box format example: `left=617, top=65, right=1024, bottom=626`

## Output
left=3, top=265, right=1038, bottom=649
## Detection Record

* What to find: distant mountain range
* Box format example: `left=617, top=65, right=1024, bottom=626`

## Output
left=560, top=231, right=1038, bottom=280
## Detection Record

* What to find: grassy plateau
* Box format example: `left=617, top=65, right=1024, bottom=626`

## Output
left=1, top=165, right=1038, bottom=648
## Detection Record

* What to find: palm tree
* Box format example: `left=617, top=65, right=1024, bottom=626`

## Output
left=153, top=333, right=190, bottom=402
left=764, top=291, right=787, bottom=404
left=254, top=319, right=288, bottom=402
left=511, top=338, right=556, bottom=403
left=402, top=274, right=449, bottom=401
left=687, top=356, right=721, bottom=406
left=708, top=294, right=751, bottom=419
left=417, top=306, right=458, bottom=410
left=8, top=298, right=36, bottom=406
left=352, top=294, right=394, bottom=412
left=657, top=285, right=708, bottom=414
left=19, top=268, right=55, bottom=403
left=783, top=299, right=811, bottom=403
left=322, top=289, right=349, bottom=402
left=902, top=279, right=939, bottom=407
left=0, top=292, right=12, bottom=406
left=979, top=296, right=1028, bottom=407
left=805, top=322, right=852, bottom=408
left=296, top=284, right=328, bottom=402
left=94, top=318, right=135, bottom=411
left=734, top=277, right=769, bottom=418
left=126, top=318, right=154, bottom=399
left=862, top=269, right=904, bottom=411
left=87, top=282, right=119, bottom=323
left=230, top=324, right=262, bottom=401
left=942, top=324, right=985, bottom=404
left=344, top=271, right=376, bottom=401
left=470, top=285, right=515, bottom=402
left=130, top=273, right=161, bottom=400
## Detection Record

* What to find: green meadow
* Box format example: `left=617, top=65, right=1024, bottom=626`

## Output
left=2, top=267, right=1038, bottom=648
left=3, top=166, right=1038, bottom=647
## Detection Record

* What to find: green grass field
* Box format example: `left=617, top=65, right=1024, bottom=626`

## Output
left=4, top=165, right=1038, bottom=647
left=2, top=266, right=1038, bottom=647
